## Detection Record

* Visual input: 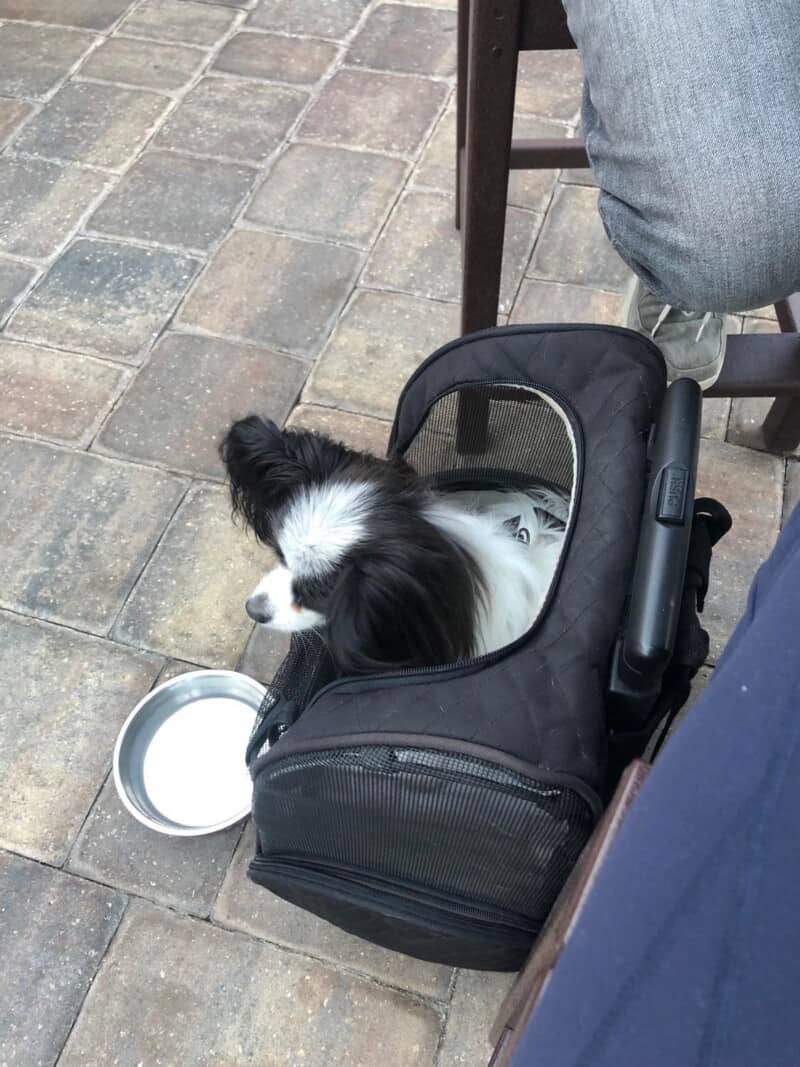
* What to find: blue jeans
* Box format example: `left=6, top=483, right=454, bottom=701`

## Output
left=563, top=0, right=800, bottom=312
left=509, top=503, right=800, bottom=1067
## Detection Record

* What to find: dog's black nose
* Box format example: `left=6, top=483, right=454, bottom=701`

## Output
left=246, top=596, right=272, bottom=625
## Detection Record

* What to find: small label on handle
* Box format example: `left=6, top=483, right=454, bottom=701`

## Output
left=656, top=464, right=689, bottom=525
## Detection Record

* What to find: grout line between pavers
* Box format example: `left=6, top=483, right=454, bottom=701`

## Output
left=103, top=480, right=194, bottom=640
left=106, top=29, right=212, bottom=53
left=509, top=174, right=564, bottom=320
left=0, top=605, right=167, bottom=676
left=159, top=0, right=410, bottom=323
left=51, top=886, right=130, bottom=1067
left=2, top=841, right=452, bottom=1012
left=101, top=1, right=381, bottom=394
left=3, top=148, right=120, bottom=176
left=0, top=2, right=249, bottom=358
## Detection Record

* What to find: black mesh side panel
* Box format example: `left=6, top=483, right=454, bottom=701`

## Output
left=253, top=745, right=594, bottom=924
left=247, top=631, right=336, bottom=763
left=403, top=385, right=575, bottom=492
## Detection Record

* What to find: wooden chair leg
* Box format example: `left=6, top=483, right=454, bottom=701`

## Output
left=460, top=0, right=520, bottom=335
left=761, top=397, right=800, bottom=452
left=761, top=296, right=800, bottom=451
left=456, top=0, right=520, bottom=453
left=455, top=0, right=469, bottom=231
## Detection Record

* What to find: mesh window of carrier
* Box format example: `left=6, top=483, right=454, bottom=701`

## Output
left=243, top=325, right=728, bottom=971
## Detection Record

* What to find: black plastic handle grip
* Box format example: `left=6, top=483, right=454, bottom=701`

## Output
left=621, top=377, right=702, bottom=679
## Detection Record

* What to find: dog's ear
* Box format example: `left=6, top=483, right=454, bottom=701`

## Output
left=219, top=416, right=307, bottom=542
left=326, top=536, right=479, bottom=674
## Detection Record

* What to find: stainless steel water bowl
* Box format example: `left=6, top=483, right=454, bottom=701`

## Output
left=113, top=670, right=266, bottom=837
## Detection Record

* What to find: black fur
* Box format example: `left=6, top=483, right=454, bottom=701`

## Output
left=327, top=507, right=484, bottom=673
left=220, top=416, right=485, bottom=674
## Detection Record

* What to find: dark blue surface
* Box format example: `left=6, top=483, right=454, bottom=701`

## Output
left=512, top=504, right=800, bottom=1067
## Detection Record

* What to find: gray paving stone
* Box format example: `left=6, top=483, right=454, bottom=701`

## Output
left=213, top=30, right=337, bottom=83
left=0, top=852, right=127, bottom=1067
left=746, top=303, right=778, bottom=321
left=89, top=150, right=256, bottom=250
left=68, top=775, right=242, bottom=916
left=58, top=901, right=442, bottom=1067
left=696, top=439, right=783, bottom=661
left=113, top=483, right=267, bottom=665
left=248, top=0, right=370, bottom=38
left=515, top=49, right=583, bottom=123
left=0, top=612, right=160, bottom=862
left=97, top=333, right=307, bottom=477
left=237, top=624, right=290, bottom=683
left=287, top=403, right=392, bottom=455
left=154, top=77, right=306, bottom=162
left=529, top=183, right=631, bottom=293
left=179, top=229, right=362, bottom=357
left=0, top=435, right=186, bottom=631
left=412, top=99, right=455, bottom=190
left=119, top=0, right=238, bottom=45
left=0, top=95, right=32, bottom=146
left=0, top=0, right=133, bottom=30
left=364, top=190, right=539, bottom=311
left=438, top=969, right=515, bottom=1067
left=215, top=822, right=453, bottom=999
left=510, top=278, right=623, bottom=325
left=155, top=657, right=205, bottom=683
left=507, top=115, right=568, bottom=210
left=701, top=397, right=731, bottom=442
left=305, top=288, right=459, bottom=418
left=413, top=107, right=564, bottom=213
left=0, top=259, right=35, bottom=323
left=0, top=24, right=96, bottom=98
left=80, top=36, right=207, bottom=92
left=245, top=143, right=406, bottom=248
left=726, top=396, right=794, bottom=456
left=348, top=3, right=457, bottom=77
left=299, top=68, right=447, bottom=156
left=9, top=238, right=200, bottom=362
left=560, top=141, right=596, bottom=188
left=0, top=156, right=109, bottom=259
left=0, top=340, right=128, bottom=444
left=14, top=80, right=169, bottom=169
left=784, top=460, right=800, bottom=526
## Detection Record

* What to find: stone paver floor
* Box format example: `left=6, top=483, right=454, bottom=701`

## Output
left=0, top=2, right=792, bottom=1065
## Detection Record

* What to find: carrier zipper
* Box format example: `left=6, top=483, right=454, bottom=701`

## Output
left=293, top=376, right=586, bottom=716
left=249, top=855, right=538, bottom=936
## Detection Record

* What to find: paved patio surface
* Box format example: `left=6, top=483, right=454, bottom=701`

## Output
left=0, top=1, right=794, bottom=1064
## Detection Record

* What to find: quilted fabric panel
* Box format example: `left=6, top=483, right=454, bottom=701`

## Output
left=262, top=326, right=666, bottom=794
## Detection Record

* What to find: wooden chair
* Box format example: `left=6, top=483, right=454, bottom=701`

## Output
left=456, top=0, right=800, bottom=450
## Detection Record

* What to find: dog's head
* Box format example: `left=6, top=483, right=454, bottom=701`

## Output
left=219, top=416, right=481, bottom=673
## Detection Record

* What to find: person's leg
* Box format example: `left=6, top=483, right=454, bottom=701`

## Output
left=508, top=506, right=800, bottom=1067
left=563, top=0, right=800, bottom=315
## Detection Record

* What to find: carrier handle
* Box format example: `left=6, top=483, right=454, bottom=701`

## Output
left=609, top=378, right=702, bottom=713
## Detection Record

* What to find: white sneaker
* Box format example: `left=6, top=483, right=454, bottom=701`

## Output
left=623, top=277, right=737, bottom=390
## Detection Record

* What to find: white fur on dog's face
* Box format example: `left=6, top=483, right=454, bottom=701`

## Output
left=248, top=565, right=326, bottom=632
left=246, top=481, right=376, bottom=632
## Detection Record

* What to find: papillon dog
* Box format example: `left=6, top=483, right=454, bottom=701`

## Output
left=220, top=416, right=567, bottom=675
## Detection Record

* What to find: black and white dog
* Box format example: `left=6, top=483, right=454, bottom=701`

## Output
left=221, top=416, right=566, bottom=675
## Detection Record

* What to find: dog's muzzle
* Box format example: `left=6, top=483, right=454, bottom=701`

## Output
left=246, top=595, right=273, bottom=625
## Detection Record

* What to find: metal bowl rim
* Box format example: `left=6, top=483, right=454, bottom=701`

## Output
left=113, top=669, right=266, bottom=837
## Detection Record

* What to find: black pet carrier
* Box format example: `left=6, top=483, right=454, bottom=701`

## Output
left=244, top=325, right=730, bottom=971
